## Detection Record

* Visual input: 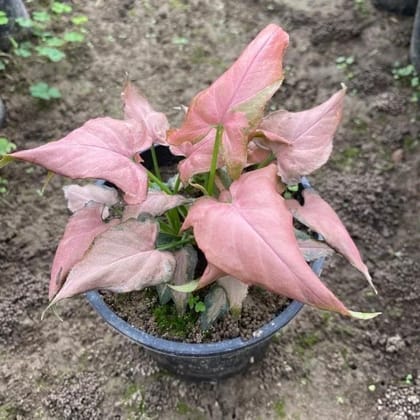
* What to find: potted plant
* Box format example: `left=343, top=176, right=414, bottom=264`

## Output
left=0, top=24, right=380, bottom=380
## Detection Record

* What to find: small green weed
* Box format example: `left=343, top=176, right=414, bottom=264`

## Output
left=273, top=400, right=286, bottom=418
left=0, top=137, right=16, bottom=155
left=295, top=331, right=320, bottom=356
left=30, top=82, right=61, bottom=100
left=404, top=373, right=413, bottom=385
left=176, top=401, right=191, bottom=415
left=331, top=146, right=361, bottom=170
left=336, top=56, right=355, bottom=80
left=0, top=138, right=16, bottom=194
left=354, top=0, right=369, bottom=14
left=123, top=383, right=147, bottom=416
left=0, top=2, right=88, bottom=101
left=188, top=294, right=206, bottom=313
left=0, top=10, right=8, bottom=25
left=153, top=303, right=196, bottom=338
left=392, top=63, right=420, bottom=102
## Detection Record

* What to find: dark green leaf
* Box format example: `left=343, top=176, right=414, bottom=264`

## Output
left=0, top=11, right=8, bottom=25
left=156, top=284, right=172, bottom=305
left=199, top=286, right=228, bottom=330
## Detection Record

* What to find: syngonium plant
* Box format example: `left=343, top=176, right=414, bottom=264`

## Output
left=1, top=24, right=380, bottom=327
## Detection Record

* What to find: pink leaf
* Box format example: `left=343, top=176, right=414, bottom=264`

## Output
left=286, top=189, right=376, bottom=293
left=246, top=140, right=272, bottom=165
left=122, top=191, right=189, bottom=221
left=168, top=24, right=289, bottom=179
left=63, top=184, right=119, bottom=217
left=122, top=81, right=169, bottom=146
left=183, top=164, right=351, bottom=316
left=11, top=117, right=149, bottom=204
left=49, top=204, right=120, bottom=299
left=258, top=88, right=346, bottom=183
left=51, top=218, right=176, bottom=304
left=198, top=263, right=225, bottom=289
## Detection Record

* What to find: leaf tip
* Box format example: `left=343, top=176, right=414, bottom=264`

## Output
left=0, top=155, right=14, bottom=169
left=168, top=279, right=199, bottom=293
left=349, top=310, right=382, bottom=320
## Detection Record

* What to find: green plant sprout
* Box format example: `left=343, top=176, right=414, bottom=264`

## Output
left=0, top=138, right=16, bottom=195
left=30, top=82, right=61, bottom=100
left=392, top=63, right=419, bottom=102
left=0, top=10, right=8, bottom=25
left=336, top=56, right=355, bottom=80
left=0, top=2, right=88, bottom=69
left=0, top=137, right=16, bottom=155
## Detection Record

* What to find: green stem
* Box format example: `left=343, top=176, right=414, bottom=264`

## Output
left=206, top=125, right=224, bottom=196
left=257, top=152, right=276, bottom=169
left=147, top=169, right=172, bottom=194
left=150, top=145, right=162, bottom=180
left=173, top=174, right=181, bottom=194
left=157, top=235, right=194, bottom=251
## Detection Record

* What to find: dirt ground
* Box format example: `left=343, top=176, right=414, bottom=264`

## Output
left=0, top=0, right=419, bottom=419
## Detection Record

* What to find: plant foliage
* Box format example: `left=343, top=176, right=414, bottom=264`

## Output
left=1, top=24, right=380, bottom=328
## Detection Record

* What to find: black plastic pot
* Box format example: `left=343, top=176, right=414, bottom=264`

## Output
left=86, top=255, right=324, bottom=381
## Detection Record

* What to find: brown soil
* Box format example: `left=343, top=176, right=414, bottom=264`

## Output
left=1, top=1, right=419, bottom=419
left=103, top=287, right=290, bottom=343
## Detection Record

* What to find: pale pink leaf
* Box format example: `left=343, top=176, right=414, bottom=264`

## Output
left=183, top=164, right=351, bottom=316
left=258, top=88, right=346, bottom=183
left=122, top=191, right=189, bottom=221
left=198, top=263, right=225, bottom=289
left=171, top=246, right=198, bottom=315
left=63, top=184, right=119, bottom=217
left=122, top=81, right=169, bottom=146
left=11, top=117, right=148, bottom=204
left=49, top=204, right=120, bottom=299
left=286, top=189, right=377, bottom=293
left=217, top=276, right=248, bottom=312
left=246, top=140, right=272, bottom=165
left=168, top=24, right=289, bottom=179
left=51, top=219, right=176, bottom=304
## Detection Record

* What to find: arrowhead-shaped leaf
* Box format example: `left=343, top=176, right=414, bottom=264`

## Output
left=183, top=165, right=351, bottom=316
left=168, top=24, right=289, bottom=179
left=286, top=189, right=377, bottom=293
left=63, top=183, right=119, bottom=217
left=122, top=81, right=169, bottom=146
left=49, top=204, right=120, bottom=299
left=51, top=218, right=176, bottom=304
left=10, top=117, right=148, bottom=204
left=122, top=190, right=189, bottom=221
left=258, top=88, right=346, bottom=183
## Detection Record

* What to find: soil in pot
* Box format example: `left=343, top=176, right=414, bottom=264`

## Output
left=102, top=287, right=290, bottom=344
